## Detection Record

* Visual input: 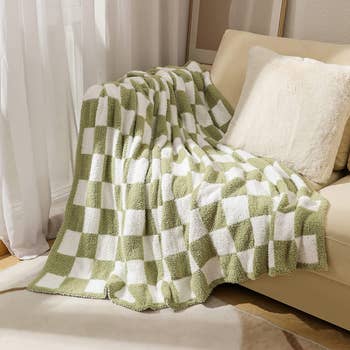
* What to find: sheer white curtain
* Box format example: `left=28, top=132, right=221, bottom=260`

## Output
left=0, top=0, right=189, bottom=259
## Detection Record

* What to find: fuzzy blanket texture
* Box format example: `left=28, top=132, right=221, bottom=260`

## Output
left=29, top=62, right=328, bottom=310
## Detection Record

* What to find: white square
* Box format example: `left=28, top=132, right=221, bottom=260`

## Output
left=81, top=128, right=95, bottom=155
left=126, top=135, right=142, bottom=159
left=142, top=122, right=152, bottom=145
left=123, top=210, right=145, bottom=236
left=148, top=283, right=165, bottom=303
left=291, top=174, right=307, bottom=190
left=183, top=112, right=196, bottom=133
left=264, top=165, right=282, bottom=185
left=201, top=257, right=224, bottom=284
left=222, top=195, right=250, bottom=225
left=195, top=104, right=211, bottom=127
left=105, top=83, right=120, bottom=99
left=151, top=159, right=161, bottom=181
left=298, top=196, right=321, bottom=212
left=143, top=235, right=162, bottom=261
left=112, top=158, right=124, bottom=185
left=83, top=207, right=101, bottom=234
left=211, top=100, right=232, bottom=126
left=90, top=154, right=104, bottom=181
left=251, top=215, right=270, bottom=246
left=224, top=167, right=244, bottom=182
left=113, top=261, right=126, bottom=281
left=83, top=84, right=103, bottom=101
left=161, top=173, right=174, bottom=202
left=36, top=273, right=64, bottom=289
left=235, top=149, right=254, bottom=160
left=95, top=234, right=117, bottom=261
left=105, top=127, right=119, bottom=156
left=126, top=158, right=149, bottom=184
left=114, top=286, right=135, bottom=303
left=101, top=182, right=116, bottom=210
left=173, top=276, right=193, bottom=302
left=246, top=180, right=271, bottom=196
left=274, top=211, right=295, bottom=240
left=136, top=92, right=149, bottom=117
left=197, top=182, right=223, bottom=207
left=85, top=279, right=106, bottom=294
left=57, top=230, right=81, bottom=256
left=209, top=228, right=236, bottom=256
left=296, top=235, right=318, bottom=264
left=188, top=209, right=208, bottom=242
left=240, top=163, right=256, bottom=172
left=161, top=226, right=186, bottom=257
left=237, top=248, right=255, bottom=274
left=127, top=260, right=147, bottom=284
left=151, top=207, right=162, bottom=233
left=95, top=96, right=108, bottom=126
left=185, top=81, right=195, bottom=104
left=172, top=159, right=190, bottom=176
left=69, top=257, right=94, bottom=279
left=74, top=180, right=88, bottom=206
left=175, top=194, right=191, bottom=225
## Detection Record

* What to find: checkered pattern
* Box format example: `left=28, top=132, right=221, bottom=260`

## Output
left=29, top=61, right=328, bottom=311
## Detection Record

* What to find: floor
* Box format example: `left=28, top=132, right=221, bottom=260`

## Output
left=1, top=254, right=350, bottom=349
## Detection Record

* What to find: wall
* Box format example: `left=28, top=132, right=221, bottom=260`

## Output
left=284, top=0, right=350, bottom=44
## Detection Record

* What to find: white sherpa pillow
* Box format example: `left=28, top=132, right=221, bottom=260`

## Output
left=222, top=46, right=350, bottom=184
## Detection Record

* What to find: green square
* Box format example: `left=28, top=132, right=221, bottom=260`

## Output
left=173, top=175, right=192, bottom=198
left=145, top=260, right=163, bottom=285
left=66, top=205, right=85, bottom=232
left=86, top=181, right=101, bottom=208
left=248, top=195, right=272, bottom=217
left=221, top=179, right=247, bottom=198
left=91, top=260, right=115, bottom=280
left=273, top=240, right=297, bottom=274
left=76, top=233, right=98, bottom=259
left=165, top=252, right=191, bottom=280
left=145, top=209, right=158, bottom=235
left=190, top=234, right=216, bottom=268
left=121, top=236, right=144, bottom=260
left=126, top=183, right=146, bottom=209
left=94, top=126, right=107, bottom=154
left=121, top=85, right=136, bottom=110
left=59, top=277, right=89, bottom=294
left=161, top=201, right=182, bottom=230
left=107, top=97, right=117, bottom=127
left=252, top=245, right=268, bottom=277
left=199, top=202, right=226, bottom=232
left=81, top=100, right=98, bottom=128
left=77, top=154, right=92, bottom=180
left=99, top=208, right=118, bottom=234
left=45, top=252, right=75, bottom=276
left=220, top=254, right=247, bottom=282
left=102, top=155, right=113, bottom=184
left=230, top=220, right=254, bottom=252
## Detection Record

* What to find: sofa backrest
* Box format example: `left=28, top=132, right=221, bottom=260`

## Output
left=211, top=29, right=350, bottom=108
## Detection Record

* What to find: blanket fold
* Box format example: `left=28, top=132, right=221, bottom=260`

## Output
left=29, top=62, right=328, bottom=311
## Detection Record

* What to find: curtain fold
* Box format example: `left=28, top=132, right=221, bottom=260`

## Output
left=0, top=0, right=189, bottom=259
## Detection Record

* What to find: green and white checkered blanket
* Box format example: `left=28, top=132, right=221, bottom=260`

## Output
left=29, top=62, right=328, bottom=311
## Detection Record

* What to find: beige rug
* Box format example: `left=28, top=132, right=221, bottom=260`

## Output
left=0, top=259, right=326, bottom=350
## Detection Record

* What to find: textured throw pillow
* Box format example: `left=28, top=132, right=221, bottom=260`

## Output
left=211, top=30, right=350, bottom=171
left=222, top=46, right=350, bottom=184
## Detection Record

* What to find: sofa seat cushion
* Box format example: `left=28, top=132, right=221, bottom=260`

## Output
left=317, top=175, right=350, bottom=286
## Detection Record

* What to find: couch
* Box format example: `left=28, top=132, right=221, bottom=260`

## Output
left=210, top=29, right=350, bottom=330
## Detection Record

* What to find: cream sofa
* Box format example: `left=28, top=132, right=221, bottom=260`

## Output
left=211, top=30, right=350, bottom=330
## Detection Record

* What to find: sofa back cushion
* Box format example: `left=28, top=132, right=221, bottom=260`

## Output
left=211, top=30, right=350, bottom=171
